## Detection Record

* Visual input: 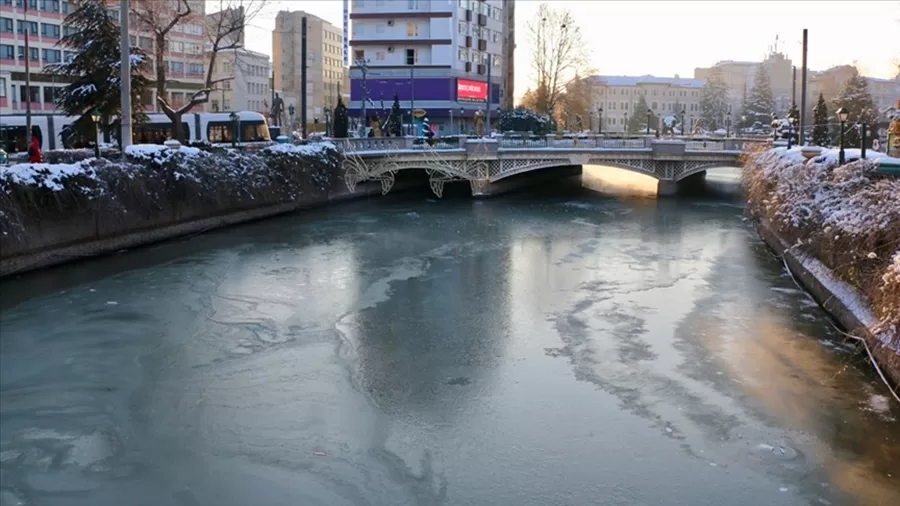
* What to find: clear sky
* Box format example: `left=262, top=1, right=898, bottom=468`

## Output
left=241, top=0, right=900, bottom=99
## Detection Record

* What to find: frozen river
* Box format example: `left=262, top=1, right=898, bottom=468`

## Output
left=1, top=168, right=897, bottom=505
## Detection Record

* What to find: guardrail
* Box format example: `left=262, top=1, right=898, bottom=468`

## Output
left=332, top=135, right=770, bottom=154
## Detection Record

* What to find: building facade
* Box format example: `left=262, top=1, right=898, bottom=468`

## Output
left=207, top=49, right=270, bottom=115
left=348, top=0, right=515, bottom=134
left=589, top=75, right=706, bottom=133
left=0, top=0, right=208, bottom=115
left=273, top=10, right=347, bottom=131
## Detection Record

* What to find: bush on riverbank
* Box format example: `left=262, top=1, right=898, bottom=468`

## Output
left=0, top=143, right=344, bottom=256
left=742, top=147, right=900, bottom=351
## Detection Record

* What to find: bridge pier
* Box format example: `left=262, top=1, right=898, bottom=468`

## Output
left=657, top=171, right=707, bottom=197
left=471, top=165, right=583, bottom=197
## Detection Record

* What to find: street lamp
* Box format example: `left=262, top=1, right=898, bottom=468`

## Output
left=837, top=107, right=849, bottom=165
left=324, top=107, right=332, bottom=137
left=90, top=110, right=101, bottom=158
left=598, top=107, right=603, bottom=135
left=680, top=109, right=686, bottom=137
left=624, top=112, right=628, bottom=135
left=770, top=112, right=778, bottom=142
left=726, top=111, right=731, bottom=137
left=646, top=108, right=651, bottom=135
left=787, top=116, right=796, bottom=149
left=229, top=111, right=239, bottom=147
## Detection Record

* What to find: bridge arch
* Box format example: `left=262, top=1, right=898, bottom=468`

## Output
left=489, top=158, right=658, bottom=183
left=675, top=161, right=741, bottom=182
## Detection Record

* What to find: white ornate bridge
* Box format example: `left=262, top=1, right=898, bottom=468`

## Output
left=334, top=135, right=768, bottom=197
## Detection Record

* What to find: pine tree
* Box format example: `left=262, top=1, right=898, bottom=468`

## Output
left=628, top=95, right=657, bottom=134
left=46, top=0, right=151, bottom=143
left=499, top=107, right=550, bottom=134
left=739, top=67, right=775, bottom=129
left=812, top=93, right=830, bottom=146
left=831, top=68, right=879, bottom=148
left=699, top=66, right=729, bottom=130
left=333, top=96, right=349, bottom=138
left=388, top=92, right=402, bottom=137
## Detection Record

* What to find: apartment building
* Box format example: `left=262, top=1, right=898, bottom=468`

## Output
left=273, top=10, right=346, bottom=129
left=208, top=49, right=270, bottom=114
left=589, top=75, right=706, bottom=133
left=348, top=0, right=515, bottom=132
left=0, top=0, right=207, bottom=115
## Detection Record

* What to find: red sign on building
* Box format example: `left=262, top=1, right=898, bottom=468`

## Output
left=456, top=79, right=488, bottom=102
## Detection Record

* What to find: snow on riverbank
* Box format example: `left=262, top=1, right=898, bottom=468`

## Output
left=744, top=147, right=900, bottom=354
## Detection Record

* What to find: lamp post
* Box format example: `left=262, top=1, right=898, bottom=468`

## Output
left=680, top=109, right=686, bottom=137
left=837, top=107, right=849, bottom=165
left=90, top=111, right=101, bottom=159
left=771, top=112, right=778, bottom=142
left=229, top=111, right=239, bottom=148
left=787, top=116, right=796, bottom=149
left=449, top=109, right=454, bottom=136
left=598, top=107, right=603, bottom=135
left=646, top=108, right=651, bottom=135
left=324, top=107, right=332, bottom=137
left=624, top=112, right=628, bottom=135
left=726, top=111, right=731, bottom=137
left=460, top=107, right=465, bottom=135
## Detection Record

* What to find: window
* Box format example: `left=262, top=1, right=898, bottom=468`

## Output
left=405, top=48, right=417, bottom=65
left=187, top=62, right=203, bottom=75
left=19, top=85, right=39, bottom=104
left=408, top=0, right=417, bottom=8
left=63, top=50, right=75, bottom=62
left=17, top=46, right=39, bottom=62
left=168, top=61, right=184, bottom=73
left=354, top=49, right=364, bottom=60
left=42, top=86, right=56, bottom=103
left=41, top=48, right=61, bottom=63
left=138, top=36, right=152, bottom=50
left=0, top=77, right=5, bottom=98
left=63, top=25, right=77, bottom=36
left=375, top=51, right=385, bottom=61
left=40, top=23, right=60, bottom=39
left=406, top=22, right=418, bottom=36
left=458, top=47, right=468, bottom=61
left=39, top=0, right=59, bottom=11
left=17, top=20, right=38, bottom=36
left=492, top=30, right=500, bottom=43
left=61, top=1, right=72, bottom=14
left=0, top=17, right=12, bottom=33
left=0, top=44, right=14, bottom=60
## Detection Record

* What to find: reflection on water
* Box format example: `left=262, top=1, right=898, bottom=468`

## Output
left=0, top=170, right=897, bottom=506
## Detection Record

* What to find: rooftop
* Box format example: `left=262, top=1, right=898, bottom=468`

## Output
left=589, top=75, right=707, bottom=88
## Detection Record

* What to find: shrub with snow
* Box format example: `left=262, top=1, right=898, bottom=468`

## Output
left=743, top=146, right=900, bottom=348
left=0, top=144, right=345, bottom=254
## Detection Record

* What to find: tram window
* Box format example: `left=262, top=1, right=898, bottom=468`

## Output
left=0, top=125, right=42, bottom=153
left=241, top=121, right=270, bottom=142
left=207, top=121, right=235, bottom=143
left=134, top=122, right=189, bottom=144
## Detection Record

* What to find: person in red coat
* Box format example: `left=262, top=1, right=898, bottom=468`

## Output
left=28, top=133, right=42, bottom=163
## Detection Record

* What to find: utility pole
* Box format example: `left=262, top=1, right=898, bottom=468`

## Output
left=24, top=0, right=33, bottom=149
left=791, top=66, right=797, bottom=107
left=484, top=54, right=492, bottom=136
left=799, top=29, right=808, bottom=145
left=119, top=0, right=133, bottom=149
left=300, top=15, right=308, bottom=137
left=357, top=57, right=368, bottom=137
left=409, top=66, right=415, bottom=136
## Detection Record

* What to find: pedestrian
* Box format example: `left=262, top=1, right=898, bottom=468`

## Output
left=28, top=128, right=43, bottom=163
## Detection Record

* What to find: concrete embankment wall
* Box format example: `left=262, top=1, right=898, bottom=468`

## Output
left=0, top=174, right=427, bottom=278
left=754, top=218, right=900, bottom=389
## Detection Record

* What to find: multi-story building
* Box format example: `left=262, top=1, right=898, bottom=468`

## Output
left=207, top=49, right=270, bottom=115
left=0, top=0, right=208, bottom=115
left=588, top=75, right=706, bottom=133
left=273, top=10, right=346, bottom=131
left=348, top=0, right=515, bottom=134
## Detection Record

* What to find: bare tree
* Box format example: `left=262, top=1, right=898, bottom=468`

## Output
left=131, top=0, right=265, bottom=141
left=526, top=3, right=591, bottom=118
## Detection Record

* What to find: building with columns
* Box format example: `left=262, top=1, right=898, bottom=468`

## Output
left=588, top=75, right=706, bottom=133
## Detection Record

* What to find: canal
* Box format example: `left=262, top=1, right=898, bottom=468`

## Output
left=0, top=167, right=897, bottom=506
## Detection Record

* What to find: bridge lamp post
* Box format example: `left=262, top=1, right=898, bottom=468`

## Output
left=771, top=112, right=778, bottom=142
left=726, top=111, right=731, bottom=137
left=598, top=107, right=603, bottom=135
left=90, top=110, right=101, bottom=159
left=624, top=112, right=628, bottom=135
left=646, top=108, right=651, bottom=135
left=837, top=107, right=849, bottom=165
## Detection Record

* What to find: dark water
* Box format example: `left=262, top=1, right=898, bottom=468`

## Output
left=1, top=167, right=898, bottom=506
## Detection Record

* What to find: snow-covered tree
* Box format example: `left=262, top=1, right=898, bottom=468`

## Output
left=831, top=69, right=879, bottom=148
left=627, top=95, right=657, bottom=134
left=699, top=66, right=729, bottom=130
left=332, top=96, right=349, bottom=138
left=131, top=0, right=265, bottom=141
left=812, top=93, right=830, bottom=146
left=46, top=0, right=151, bottom=142
left=739, top=67, right=775, bottom=129
left=387, top=93, right=402, bottom=137
left=499, top=107, right=551, bottom=134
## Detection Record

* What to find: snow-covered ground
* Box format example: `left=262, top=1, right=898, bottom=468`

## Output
left=745, top=146, right=900, bottom=352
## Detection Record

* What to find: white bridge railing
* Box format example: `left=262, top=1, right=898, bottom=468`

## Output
left=331, top=135, right=770, bottom=154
